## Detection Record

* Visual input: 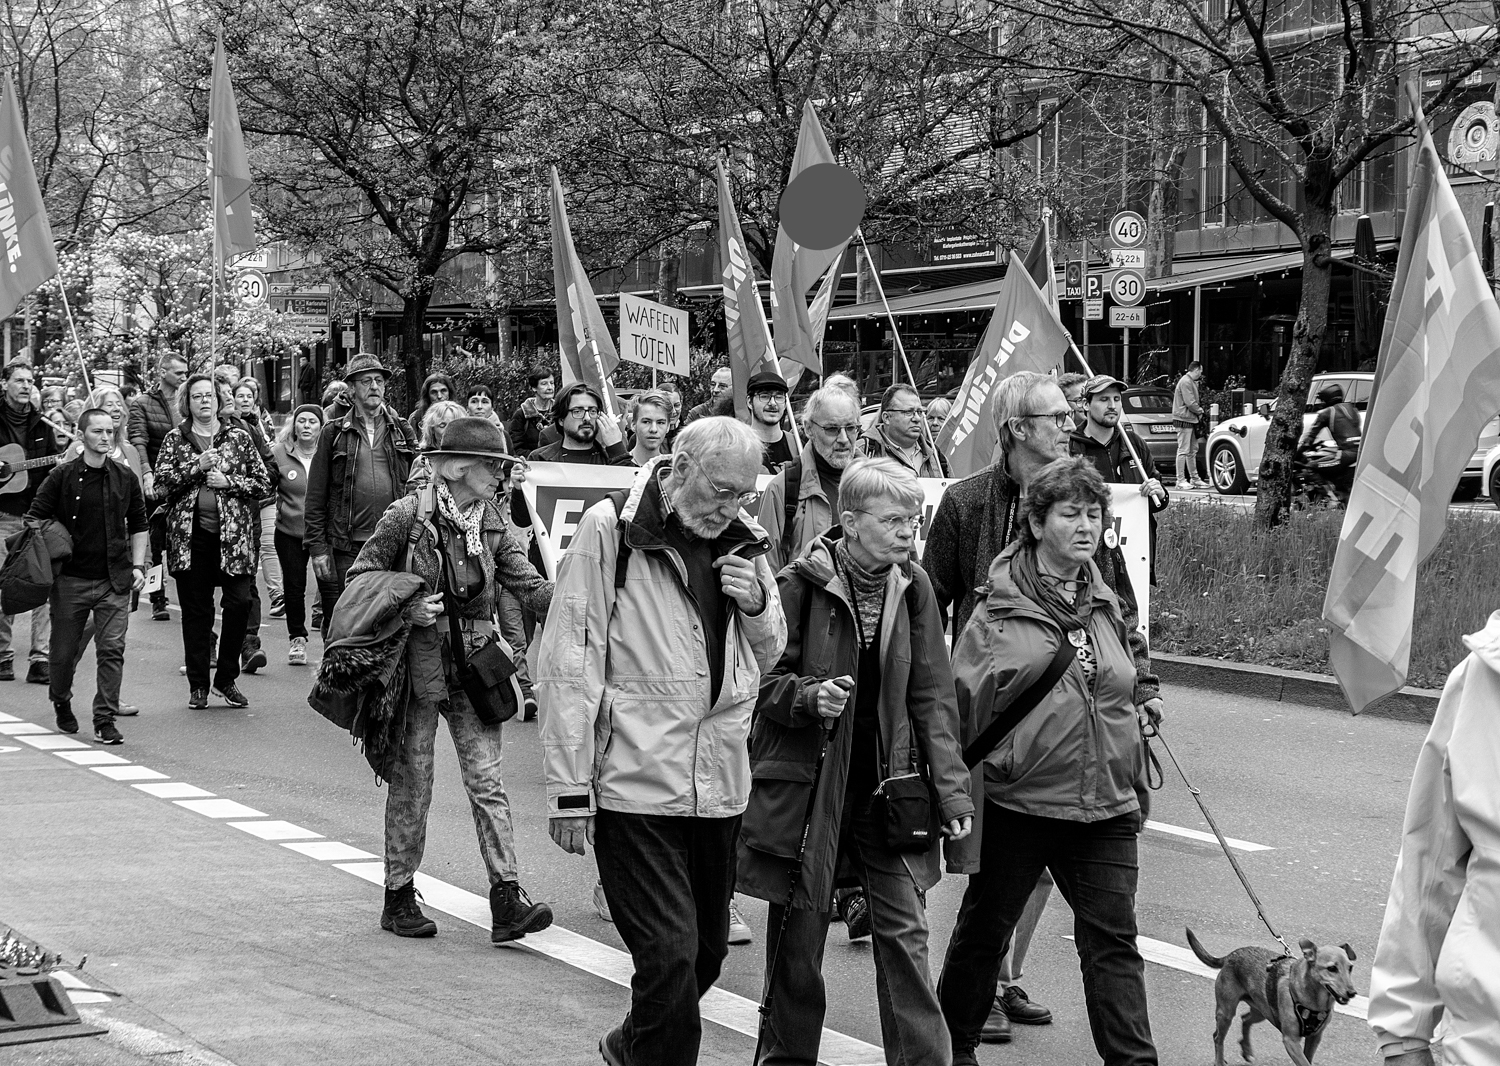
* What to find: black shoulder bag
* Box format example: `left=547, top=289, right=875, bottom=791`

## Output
left=962, top=638, right=1074, bottom=770
left=433, top=523, right=522, bottom=726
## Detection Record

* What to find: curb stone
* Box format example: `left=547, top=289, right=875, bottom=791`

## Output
left=1155, top=651, right=1441, bottom=723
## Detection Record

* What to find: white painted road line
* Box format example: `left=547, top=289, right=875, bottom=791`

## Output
left=92, top=766, right=169, bottom=782
left=173, top=798, right=266, bottom=819
left=56, top=751, right=130, bottom=766
left=333, top=861, right=888, bottom=1066
left=0, top=721, right=49, bottom=734
left=0, top=711, right=20, bottom=722
left=17, top=733, right=88, bottom=750
left=281, top=840, right=375, bottom=861
left=1074, top=935, right=1370, bottom=1021
left=1145, top=820, right=1273, bottom=852
left=228, top=820, right=322, bottom=841
left=134, top=782, right=216, bottom=799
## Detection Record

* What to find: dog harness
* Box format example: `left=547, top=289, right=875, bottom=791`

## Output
left=1264, top=958, right=1331, bottom=1037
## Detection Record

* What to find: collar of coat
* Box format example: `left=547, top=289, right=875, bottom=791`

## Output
left=617, top=454, right=770, bottom=561
left=790, top=533, right=913, bottom=662
left=335, top=404, right=400, bottom=434
left=982, top=540, right=1120, bottom=629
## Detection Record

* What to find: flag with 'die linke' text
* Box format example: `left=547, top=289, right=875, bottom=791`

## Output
left=0, top=77, right=58, bottom=323
left=1323, top=111, right=1500, bottom=714
left=936, top=251, right=1074, bottom=479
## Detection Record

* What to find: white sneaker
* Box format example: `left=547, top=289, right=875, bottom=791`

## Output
left=728, top=898, right=753, bottom=945
left=592, top=881, right=612, bottom=923
left=288, top=636, right=308, bottom=666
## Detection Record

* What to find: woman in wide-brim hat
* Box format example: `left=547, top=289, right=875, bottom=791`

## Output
left=344, top=417, right=555, bottom=945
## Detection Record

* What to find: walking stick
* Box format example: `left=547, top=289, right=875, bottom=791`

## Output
left=752, top=716, right=837, bottom=1066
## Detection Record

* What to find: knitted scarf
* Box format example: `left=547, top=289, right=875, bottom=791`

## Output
left=435, top=478, right=486, bottom=557
left=834, top=539, right=889, bottom=650
left=1011, top=542, right=1093, bottom=633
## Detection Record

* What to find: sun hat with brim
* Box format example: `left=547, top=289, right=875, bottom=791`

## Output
left=425, top=416, right=521, bottom=463
left=1081, top=373, right=1127, bottom=399
left=342, top=353, right=394, bottom=382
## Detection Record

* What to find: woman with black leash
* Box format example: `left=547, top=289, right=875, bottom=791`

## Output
left=739, top=457, right=973, bottom=1066
left=938, top=457, right=1160, bottom=1066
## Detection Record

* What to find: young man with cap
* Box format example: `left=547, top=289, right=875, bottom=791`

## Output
left=304, top=353, right=417, bottom=637
left=1070, top=374, right=1169, bottom=581
left=857, top=382, right=945, bottom=477
left=746, top=370, right=794, bottom=473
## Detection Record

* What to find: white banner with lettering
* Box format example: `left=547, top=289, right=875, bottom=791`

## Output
left=518, top=464, right=1150, bottom=636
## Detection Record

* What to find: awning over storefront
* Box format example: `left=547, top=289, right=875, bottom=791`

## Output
left=827, top=248, right=1360, bottom=320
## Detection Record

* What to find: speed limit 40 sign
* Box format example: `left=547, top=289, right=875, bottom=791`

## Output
left=1110, top=269, right=1145, bottom=307
left=1109, top=210, right=1146, bottom=249
left=234, top=268, right=268, bottom=309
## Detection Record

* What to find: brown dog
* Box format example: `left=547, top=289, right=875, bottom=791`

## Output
left=1186, top=928, right=1357, bottom=1066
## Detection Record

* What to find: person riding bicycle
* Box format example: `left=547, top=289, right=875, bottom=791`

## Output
left=1296, top=383, right=1361, bottom=503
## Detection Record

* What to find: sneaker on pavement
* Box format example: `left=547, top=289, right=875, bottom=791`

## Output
left=242, top=647, right=268, bottom=673
left=94, top=721, right=124, bottom=745
left=214, top=683, right=250, bottom=708
left=115, top=704, right=139, bottom=716
left=840, top=889, right=872, bottom=942
left=523, top=697, right=538, bottom=722
left=599, top=1027, right=628, bottom=1066
left=489, top=881, right=553, bottom=943
left=727, top=898, right=753, bottom=945
left=592, top=881, right=613, bottom=923
left=26, top=660, right=48, bottom=684
left=980, top=1000, right=1013, bottom=1043
left=288, top=636, right=308, bottom=666
left=54, top=701, right=78, bottom=734
left=188, top=688, right=209, bottom=709
left=1000, top=985, right=1053, bottom=1025
left=268, top=593, right=286, bottom=619
left=0, top=659, right=12, bottom=681
left=381, top=882, right=437, bottom=938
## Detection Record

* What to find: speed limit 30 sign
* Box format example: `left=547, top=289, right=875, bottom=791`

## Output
left=234, top=268, right=268, bottom=309
left=1109, top=268, right=1145, bottom=307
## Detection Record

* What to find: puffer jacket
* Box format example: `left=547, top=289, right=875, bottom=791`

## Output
left=536, top=457, right=787, bottom=819
left=738, top=536, right=972, bottom=910
left=153, top=421, right=272, bottom=576
left=756, top=441, right=835, bottom=573
left=127, top=387, right=176, bottom=475
left=946, top=542, right=1143, bottom=873
left=1368, top=610, right=1500, bottom=1065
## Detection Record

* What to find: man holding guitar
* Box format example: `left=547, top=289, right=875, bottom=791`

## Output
left=0, top=361, right=60, bottom=684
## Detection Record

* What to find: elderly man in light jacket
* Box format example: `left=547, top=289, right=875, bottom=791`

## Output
left=538, top=416, right=788, bottom=1066
left=1368, top=609, right=1500, bottom=1066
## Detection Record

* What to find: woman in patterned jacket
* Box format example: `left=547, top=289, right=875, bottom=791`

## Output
left=153, top=373, right=271, bottom=710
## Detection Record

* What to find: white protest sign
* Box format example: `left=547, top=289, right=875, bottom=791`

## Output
left=518, top=465, right=1151, bottom=637
left=618, top=293, right=690, bottom=376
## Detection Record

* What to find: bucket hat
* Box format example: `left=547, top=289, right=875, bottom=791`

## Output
left=342, top=353, right=394, bottom=382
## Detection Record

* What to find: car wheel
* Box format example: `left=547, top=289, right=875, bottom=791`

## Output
left=1453, top=479, right=1480, bottom=502
left=1491, top=464, right=1500, bottom=510
left=1210, top=444, right=1249, bottom=495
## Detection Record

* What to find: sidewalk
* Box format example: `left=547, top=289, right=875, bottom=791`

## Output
left=0, top=711, right=752, bottom=1066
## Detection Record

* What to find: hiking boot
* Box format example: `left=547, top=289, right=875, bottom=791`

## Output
left=952, top=1046, right=980, bottom=1066
left=288, top=636, right=308, bottom=666
left=0, top=659, right=12, bottom=681
left=241, top=647, right=268, bottom=674
left=188, top=688, right=209, bottom=709
left=728, top=898, right=753, bottom=945
left=268, top=593, right=286, bottom=619
left=1000, top=985, right=1053, bottom=1025
left=26, top=661, right=48, bottom=684
left=980, top=1000, right=1012, bottom=1043
left=840, top=889, right=871, bottom=942
left=151, top=596, right=170, bottom=621
left=94, top=721, right=124, bottom=745
left=489, top=881, right=552, bottom=943
left=214, top=683, right=250, bottom=708
left=599, top=1026, right=629, bottom=1066
left=380, top=882, right=437, bottom=938
left=54, top=701, right=78, bottom=734
left=592, top=881, right=613, bottom=923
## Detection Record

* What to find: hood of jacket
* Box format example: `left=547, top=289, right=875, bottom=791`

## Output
left=1463, top=610, right=1500, bottom=674
left=618, top=454, right=771, bottom=564
left=981, top=539, right=1119, bottom=627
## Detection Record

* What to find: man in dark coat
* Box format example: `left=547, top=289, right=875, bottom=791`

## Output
left=0, top=361, right=59, bottom=683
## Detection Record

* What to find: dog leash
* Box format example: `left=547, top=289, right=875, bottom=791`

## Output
left=1144, top=722, right=1295, bottom=958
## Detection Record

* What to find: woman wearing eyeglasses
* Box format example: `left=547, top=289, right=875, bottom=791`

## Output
left=740, top=456, right=973, bottom=1066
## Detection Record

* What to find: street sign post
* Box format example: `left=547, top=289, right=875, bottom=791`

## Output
left=1109, top=269, right=1145, bottom=307
left=1109, top=306, right=1146, bottom=328
left=233, top=269, right=268, bottom=309
left=1108, top=210, right=1146, bottom=249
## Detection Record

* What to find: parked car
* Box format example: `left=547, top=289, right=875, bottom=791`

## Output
left=1120, top=386, right=1187, bottom=471
left=1206, top=373, right=1373, bottom=494
left=1484, top=441, right=1500, bottom=508
left=1458, top=418, right=1500, bottom=501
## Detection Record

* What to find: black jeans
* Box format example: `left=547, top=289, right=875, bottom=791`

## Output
left=274, top=529, right=312, bottom=640
left=49, top=576, right=129, bottom=724
left=938, top=804, right=1156, bottom=1066
left=315, top=546, right=361, bottom=639
left=148, top=513, right=168, bottom=608
left=175, top=530, right=254, bottom=692
left=594, top=808, right=739, bottom=1066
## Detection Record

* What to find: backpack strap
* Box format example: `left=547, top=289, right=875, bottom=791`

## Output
left=781, top=456, right=802, bottom=565
left=606, top=489, right=631, bottom=590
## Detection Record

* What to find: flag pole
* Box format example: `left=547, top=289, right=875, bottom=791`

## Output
left=209, top=177, right=220, bottom=371
left=855, top=228, right=943, bottom=458
left=56, top=281, right=91, bottom=394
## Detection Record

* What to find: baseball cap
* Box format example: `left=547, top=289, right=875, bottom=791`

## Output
left=1081, top=374, right=1127, bottom=399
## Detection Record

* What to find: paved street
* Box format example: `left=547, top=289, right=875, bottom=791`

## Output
left=0, top=593, right=1427, bottom=1066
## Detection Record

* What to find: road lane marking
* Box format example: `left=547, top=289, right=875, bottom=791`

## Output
left=333, top=860, right=887, bottom=1066
left=0, top=711, right=20, bottom=722
left=92, top=765, right=169, bottom=781
left=18, top=733, right=88, bottom=749
left=1145, top=820, right=1273, bottom=852
left=228, top=820, right=322, bottom=841
left=0, top=721, right=49, bottom=734
left=1071, top=935, right=1370, bottom=1020
left=282, top=841, right=375, bottom=861
left=134, top=783, right=215, bottom=798
left=56, top=751, right=130, bottom=765
left=173, top=798, right=266, bottom=819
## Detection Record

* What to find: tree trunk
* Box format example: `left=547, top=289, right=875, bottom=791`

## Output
left=1253, top=207, right=1334, bottom=528
left=658, top=239, right=681, bottom=308
left=399, top=291, right=432, bottom=407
